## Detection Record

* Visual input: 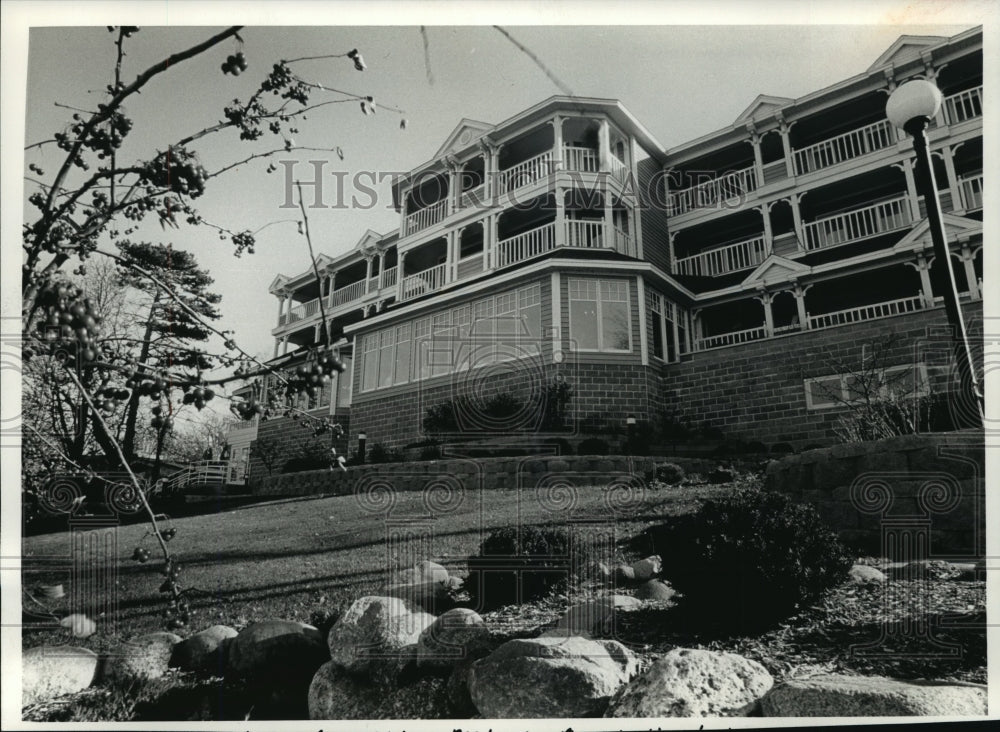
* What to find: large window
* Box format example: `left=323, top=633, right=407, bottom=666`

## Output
left=646, top=287, right=685, bottom=362
left=359, top=282, right=543, bottom=392
left=568, top=278, right=631, bottom=353
left=804, top=364, right=929, bottom=410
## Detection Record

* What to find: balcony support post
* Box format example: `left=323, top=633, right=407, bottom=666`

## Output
left=756, top=289, right=774, bottom=337
left=777, top=117, right=795, bottom=178
left=598, top=118, right=611, bottom=173
left=364, top=255, right=375, bottom=293
left=747, top=124, right=765, bottom=187
left=446, top=230, right=457, bottom=283
left=895, top=159, right=921, bottom=221
left=668, top=231, right=678, bottom=273
left=551, top=115, right=563, bottom=172
left=603, top=194, right=614, bottom=249
left=396, top=251, right=408, bottom=301
left=940, top=146, right=961, bottom=211
left=276, top=291, right=286, bottom=324
left=960, top=245, right=980, bottom=301
left=910, top=254, right=935, bottom=307
left=555, top=189, right=566, bottom=248
left=792, top=281, right=809, bottom=329
left=789, top=194, right=805, bottom=250
left=758, top=204, right=773, bottom=248
left=281, top=336, right=289, bottom=356
left=377, top=251, right=386, bottom=290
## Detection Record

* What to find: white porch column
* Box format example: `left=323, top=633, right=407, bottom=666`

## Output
left=940, top=146, right=961, bottom=211
left=789, top=194, right=805, bottom=250
left=281, top=336, right=289, bottom=356
left=446, top=229, right=458, bottom=283
left=377, top=251, right=386, bottom=290
left=691, top=310, right=702, bottom=351
left=757, top=290, right=774, bottom=337
left=603, top=193, right=614, bottom=249
left=898, top=159, right=921, bottom=222
left=793, top=283, right=809, bottom=329
left=960, top=245, right=980, bottom=300
left=276, top=292, right=286, bottom=324
left=913, top=255, right=935, bottom=306
left=273, top=338, right=280, bottom=358
left=748, top=127, right=765, bottom=186
left=778, top=118, right=795, bottom=178
left=683, top=310, right=693, bottom=354
left=759, top=204, right=773, bottom=249
left=598, top=118, right=611, bottom=173
left=668, top=231, right=678, bottom=273
left=396, top=251, right=408, bottom=300
left=445, top=156, right=459, bottom=216
left=364, top=255, right=375, bottom=293
left=551, top=115, right=563, bottom=171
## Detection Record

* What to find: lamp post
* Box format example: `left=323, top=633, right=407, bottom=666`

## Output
left=357, top=430, right=367, bottom=464
left=886, top=80, right=985, bottom=428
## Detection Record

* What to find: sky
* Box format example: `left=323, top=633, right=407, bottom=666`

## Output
left=7, top=2, right=991, bottom=384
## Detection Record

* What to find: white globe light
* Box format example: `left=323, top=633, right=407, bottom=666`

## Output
left=886, top=79, right=943, bottom=128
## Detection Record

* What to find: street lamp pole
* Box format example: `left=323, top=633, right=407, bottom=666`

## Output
left=887, top=81, right=985, bottom=428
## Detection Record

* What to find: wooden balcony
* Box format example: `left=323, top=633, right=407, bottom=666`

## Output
left=498, top=151, right=554, bottom=195
left=793, top=119, right=896, bottom=176
left=379, top=265, right=398, bottom=290
left=695, top=325, right=768, bottom=351
left=802, top=195, right=911, bottom=252
left=667, top=164, right=758, bottom=216
left=330, top=279, right=366, bottom=308
left=807, top=295, right=924, bottom=330
left=562, top=145, right=599, bottom=173
left=495, top=222, right=556, bottom=269
left=403, top=198, right=447, bottom=236
left=674, top=236, right=769, bottom=277
left=944, top=85, right=982, bottom=125
left=399, top=261, right=448, bottom=302
left=959, top=173, right=983, bottom=212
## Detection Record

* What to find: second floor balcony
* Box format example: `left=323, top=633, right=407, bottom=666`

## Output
left=673, top=235, right=770, bottom=278
left=802, top=194, right=911, bottom=252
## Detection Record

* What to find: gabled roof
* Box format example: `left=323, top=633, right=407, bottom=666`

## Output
left=741, top=254, right=811, bottom=287
left=892, top=213, right=983, bottom=252
left=352, top=228, right=384, bottom=253
left=433, top=118, right=495, bottom=158
left=867, top=35, right=948, bottom=72
left=734, top=94, right=794, bottom=125
left=268, top=274, right=289, bottom=294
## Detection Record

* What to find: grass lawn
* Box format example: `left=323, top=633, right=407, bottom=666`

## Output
left=20, top=478, right=986, bottom=721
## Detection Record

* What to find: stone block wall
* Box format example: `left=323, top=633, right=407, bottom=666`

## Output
left=247, top=408, right=350, bottom=488
left=764, top=431, right=985, bottom=556
left=659, top=301, right=982, bottom=450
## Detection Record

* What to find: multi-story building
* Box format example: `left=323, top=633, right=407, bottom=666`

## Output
left=234, top=27, right=983, bottom=479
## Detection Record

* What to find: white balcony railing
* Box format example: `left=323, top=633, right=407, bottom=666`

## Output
left=807, top=295, right=924, bottom=330
left=802, top=195, right=911, bottom=251
left=944, top=85, right=983, bottom=125
left=667, top=164, right=759, bottom=216
left=330, top=279, right=366, bottom=307
left=565, top=219, right=604, bottom=249
left=696, top=325, right=768, bottom=351
left=498, top=151, right=554, bottom=195
left=562, top=145, right=599, bottom=173
left=674, top=236, right=769, bottom=278
left=400, top=262, right=448, bottom=301
left=608, top=155, right=629, bottom=183
left=496, top=222, right=556, bottom=269
left=403, top=198, right=447, bottom=236
left=379, top=265, right=398, bottom=290
left=459, top=184, right=486, bottom=209
left=959, top=173, right=983, bottom=212
left=456, top=253, right=484, bottom=281
left=613, top=227, right=636, bottom=258
left=793, top=119, right=896, bottom=176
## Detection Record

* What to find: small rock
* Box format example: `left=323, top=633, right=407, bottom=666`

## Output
left=397, top=560, right=449, bottom=586
left=106, top=632, right=181, bottom=682
left=635, top=579, right=677, bottom=603
left=385, top=579, right=452, bottom=615
left=58, top=614, right=96, bottom=638
left=226, top=620, right=327, bottom=686
left=170, top=625, right=238, bottom=672
left=417, top=608, right=493, bottom=669
left=630, top=555, right=662, bottom=582
left=327, top=596, right=434, bottom=676
left=613, top=564, right=636, bottom=584
left=22, top=645, right=99, bottom=706
left=848, top=565, right=887, bottom=584
left=548, top=595, right=643, bottom=638
left=606, top=648, right=772, bottom=717
left=761, top=674, right=987, bottom=716
left=469, top=635, right=639, bottom=718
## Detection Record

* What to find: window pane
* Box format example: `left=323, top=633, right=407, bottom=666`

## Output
left=602, top=299, right=631, bottom=351
left=453, top=305, right=471, bottom=371
left=665, top=322, right=676, bottom=361
left=413, top=318, right=431, bottom=381
left=394, top=324, right=410, bottom=385
left=378, top=329, right=395, bottom=388
left=570, top=299, right=599, bottom=350
left=336, top=355, right=352, bottom=407
left=651, top=312, right=664, bottom=360
left=521, top=302, right=542, bottom=356
left=362, top=334, right=378, bottom=392
left=806, top=376, right=843, bottom=409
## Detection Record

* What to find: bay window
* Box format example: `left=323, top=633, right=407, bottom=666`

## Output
left=569, top=277, right=631, bottom=353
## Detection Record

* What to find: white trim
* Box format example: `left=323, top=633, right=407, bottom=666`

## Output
left=551, top=271, right=562, bottom=361
left=637, top=276, right=649, bottom=366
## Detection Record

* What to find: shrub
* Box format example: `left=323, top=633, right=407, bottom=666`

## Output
left=466, top=525, right=594, bottom=611
left=631, top=485, right=852, bottom=635
left=699, top=423, right=725, bottom=441
left=770, top=442, right=794, bottom=455
left=368, top=443, right=402, bottom=464
left=281, top=441, right=330, bottom=473
left=577, top=437, right=610, bottom=455
left=746, top=441, right=767, bottom=454
left=707, top=466, right=738, bottom=484
left=654, top=462, right=686, bottom=485
left=713, top=439, right=749, bottom=457
left=419, top=441, right=442, bottom=461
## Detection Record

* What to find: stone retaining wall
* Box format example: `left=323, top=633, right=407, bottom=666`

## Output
left=764, top=432, right=985, bottom=556
left=251, top=454, right=753, bottom=498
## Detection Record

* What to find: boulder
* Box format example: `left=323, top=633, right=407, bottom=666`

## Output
left=58, top=614, right=96, bottom=638
left=105, top=632, right=181, bottom=682
left=630, top=555, right=662, bottom=582
left=417, top=608, right=493, bottom=669
left=226, top=620, right=327, bottom=686
left=327, top=596, right=434, bottom=676
left=848, top=565, right=887, bottom=584
left=606, top=648, right=772, bottom=717
left=397, top=560, right=449, bottom=586
left=308, top=661, right=451, bottom=719
left=170, top=625, right=238, bottom=673
left=384, top=580, right=452, bottom=615
left=636, top=579, right=677, bottom=603
left=445, top=660, right=478, bottom=717
left=761, top=674, right=987, bottom=717
left=469, top=635, right=639, bottom=718
left=614, top=564, right=636, bottom=584
left=22, top=645, right=99, bottom=707
left=548, top=595, right=643, bottom=638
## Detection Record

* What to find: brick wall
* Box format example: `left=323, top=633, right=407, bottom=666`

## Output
left=247, top=407, right=350, bottom=487
left=764, top=431, right=985, bottom=556
left=658, top=301, right=982, bottom=450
